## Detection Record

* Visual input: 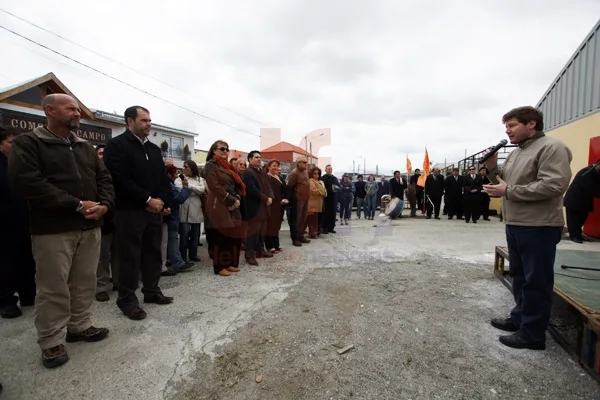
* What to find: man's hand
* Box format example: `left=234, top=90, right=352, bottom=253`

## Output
left=78, top=200, right=99, bottom=215
left=181, top=177, right=189, bottom=188
left=84, top=204, right=108, bottom=220
left=426, top=194, right=430, bottom=198
left=483, top=176, right=507, bottom=197
left=471, top=189, right=477, bottom=193
left=281, top=199, right=289, bottom=205
left=233, top=199, right=240, bottom=208
left=146, top=198, right=164, bottom=214
left=163, top=207, right=171, bottom=216
left=484, top=151, right=499, bottom=171
left=266, top=197, right=273, bottom=206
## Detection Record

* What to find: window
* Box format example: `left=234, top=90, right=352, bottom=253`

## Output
left=164, top=135, right=184, bottom=159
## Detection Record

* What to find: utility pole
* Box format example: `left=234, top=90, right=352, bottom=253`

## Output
left=305, top=136, right=308, bottom=160
left=309, top=142, right=313, bottom=166
left=353, top=160, right=355, bottom=175
left=376, top=164, right=379, bottom=175
left=364, top=159, right=366, bottom=175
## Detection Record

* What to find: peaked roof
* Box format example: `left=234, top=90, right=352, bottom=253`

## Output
left=261, top=141, right=316, bottom=158
left=0, top=72, right=94, bottom=119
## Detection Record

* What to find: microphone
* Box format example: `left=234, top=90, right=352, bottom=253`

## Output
left=477, top=139, right=508, bottom=164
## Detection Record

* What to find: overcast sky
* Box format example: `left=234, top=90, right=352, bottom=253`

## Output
left=1, top=1, right=599, bottom=175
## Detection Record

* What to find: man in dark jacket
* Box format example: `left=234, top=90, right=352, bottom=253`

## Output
left=463, top=166, right=483, bottom=223
left=444, top=168, right=464, bottom=220
left=354, top=175, right=367, bottom=219
left=410, top=169, right=424, bottom=213
left=242, top=151, right=274, bottom=265
left=424, top=168, right=444, bottom=219
left=8, top=94, right=114, bottom=368
left=320, top=164, right=339, bottom=234
left=563, top=161, right=600, bottom=243
left=0, top=127, right=36, bottom=319
left=377, top=176, right=389, bottom=209
left=103, top=105, right=173, bottom=321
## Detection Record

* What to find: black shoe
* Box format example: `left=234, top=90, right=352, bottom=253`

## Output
left=1, top=304, right=22, bottom=319
left=571, top=237, right=583, bottom=244
left=144, top=293, right=174, bottom=305
left=122, top=306, right=147, bottom=320
left=95, top=292, right=109, bottom=302
left=490, top=317, right=518, bottom=332
left=66, top=326, right=109, bottom=343
left=189, top=257, right=201, bottom=262
left=178, top=263, right=194, bottom=272
left=161, top=268, right=178, bottom=276
left=434, top=216, right=440, bottom=220
left=42, top=344, right=69, bottom=369
left=499, top=334, right=546, bottom=350
left=330, top=230, right=337, bottom=234
left=19, top=297, right=35, bottom=307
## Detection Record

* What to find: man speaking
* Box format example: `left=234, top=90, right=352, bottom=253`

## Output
left=483, top=106, right=572, bottom=350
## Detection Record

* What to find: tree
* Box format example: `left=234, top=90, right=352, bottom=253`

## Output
left=160, top=140, right=169, bottom=159
left=183, top=144, right=191, bottom=160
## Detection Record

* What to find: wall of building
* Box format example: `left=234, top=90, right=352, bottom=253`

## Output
left=0, top=102, right=194, bottom=168
left=537, top=19, right=600, bottom=132
left=193, top=150, right=209, bottom=166
left=546, top=111, right=600, bottom=173
left=260, top=151, right=293, bottom=162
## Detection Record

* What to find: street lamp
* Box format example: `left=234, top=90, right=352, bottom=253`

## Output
left=304, top=132, right=324, bottom=166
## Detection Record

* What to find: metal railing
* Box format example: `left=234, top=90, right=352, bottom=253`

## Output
left=442, top=145, right=516, bottom=175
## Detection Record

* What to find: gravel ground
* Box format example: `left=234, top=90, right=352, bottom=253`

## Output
left=170, top=226, right=600, bottom=400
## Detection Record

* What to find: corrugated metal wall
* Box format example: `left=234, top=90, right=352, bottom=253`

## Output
left=537, top=19, right=600, bottom=131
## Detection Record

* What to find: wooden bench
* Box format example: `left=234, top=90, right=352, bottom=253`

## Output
left=494, top=246, right=512, bottom=290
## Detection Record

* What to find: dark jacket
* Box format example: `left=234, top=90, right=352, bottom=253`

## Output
left=8, top=127, right=114, bottom=235
left=425, top=174, right=444, bottom=196
left=0, top=152, right=29, bottom=229
left=354, top=180, right=366, bottom=198
left=168, top=181, right=192, bottom=223
left=390, top=177, right=407, bottom=198
left=321, top=174, right=339, bottom=201
left=564, top=164, right=600, bottom=212
left=103, top=130, right=171, bottom=210
left=463, top=174, right=483, bottom=195
left=444, top=175, right=464, bottom=198
left=377, top=180, right=390, bottom=199
left=242, top=166, right=274, bottom=221
left=339, top=181, right=354, bottom=201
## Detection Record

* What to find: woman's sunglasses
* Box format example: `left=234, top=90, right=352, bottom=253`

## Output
left=217, top=147, right=229, bottom=152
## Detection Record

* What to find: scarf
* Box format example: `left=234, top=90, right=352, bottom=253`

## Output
left=214, top=156, right=246, bottom=196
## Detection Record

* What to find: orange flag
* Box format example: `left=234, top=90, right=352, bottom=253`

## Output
left=416, top=147, right=430, bottom=187
left=406, top=156, right=412, bottom=176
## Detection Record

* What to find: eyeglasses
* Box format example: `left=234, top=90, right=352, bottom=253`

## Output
left=217, top=147, right=229, bottom=152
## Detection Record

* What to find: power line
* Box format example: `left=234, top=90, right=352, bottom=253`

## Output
left=0, top=8, right=274, bottom=128
left=0, top=24, right=261, bottom=138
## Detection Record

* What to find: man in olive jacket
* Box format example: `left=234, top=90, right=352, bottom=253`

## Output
left=484, top=106, right=572, bottom=351
left=8, top=94, right=114, bottom=368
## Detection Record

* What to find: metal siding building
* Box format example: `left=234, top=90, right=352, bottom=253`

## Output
left=537, top=19, right=600, bottom=130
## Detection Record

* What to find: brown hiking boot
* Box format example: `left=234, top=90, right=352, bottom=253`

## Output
left=217, top=269, right=231, bottom=276
left=293, top=241, right=302, bottom=247
left=260, top=251, right=273, bottom=258
left=227, top=266, right=240, bottom=272
left=66, top=326, right=110, bottom=343
left=42, top=344, right=69, bottom=369
left=300, top=237, right=311, bottom=243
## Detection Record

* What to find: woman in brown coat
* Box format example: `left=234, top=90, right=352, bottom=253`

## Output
left=204, top=140, right=246, bottom=276
left=307, top=167, right=327, bottom=238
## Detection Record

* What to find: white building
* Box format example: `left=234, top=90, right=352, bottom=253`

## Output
left=0, top=72, right=196, bottom=168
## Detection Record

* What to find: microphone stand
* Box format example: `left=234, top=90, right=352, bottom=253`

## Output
left=561, top=264, right=600, bottom=272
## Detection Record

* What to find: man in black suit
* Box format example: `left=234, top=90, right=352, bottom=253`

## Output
left=321, top=165, right=339, bottom=234
left=563, top=161, right=600, bottom=243
left=242, top=151, right=273, bottom=265
left=389, top=170, right=407, bottom=218
left=410, top=169, right=424, bottom=213
left=424, top=168, right=444, bottom=219
left=444, top=168, right=464, bottom=220
left=463, top=166, right=483, bottom=223
left=103, top=106, right=173, bottom=321
left=479, top=167, right=491, bottom=220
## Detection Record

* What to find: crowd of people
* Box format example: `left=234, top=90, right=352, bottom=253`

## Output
left=0, top=96, right=597, bottom=377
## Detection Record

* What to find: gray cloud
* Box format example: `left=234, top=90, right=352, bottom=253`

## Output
left=1, top=0, right=599, bottom=173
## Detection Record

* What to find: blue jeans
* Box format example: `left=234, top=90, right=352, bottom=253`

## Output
left=366, top=194, right=377, bottom=218
left=506, top=225, right=562, bottom=342
left=355, top=198, right=365, bottom=218
left=167, top=220, right=185, bottom=269
left=340, top=199, right=351, bottom=220
left=179, top=222, right=201, bottom=261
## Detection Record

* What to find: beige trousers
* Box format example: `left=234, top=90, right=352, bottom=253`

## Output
left=32, top=228, right=101, bottom=350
